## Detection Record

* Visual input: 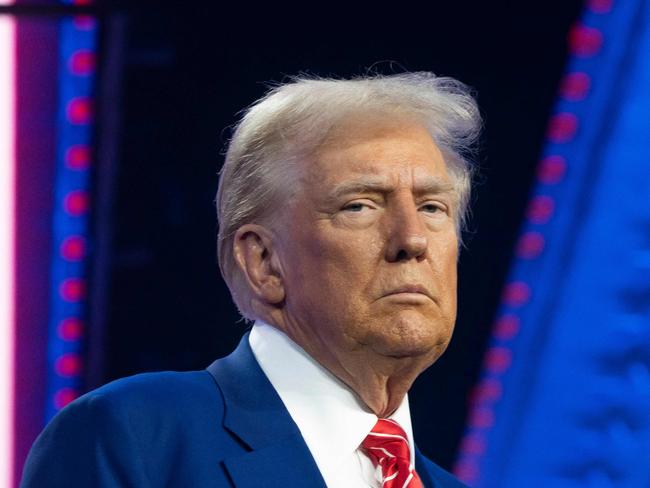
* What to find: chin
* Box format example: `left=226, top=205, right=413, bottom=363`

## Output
left=367, top=310, right=453, bottom=360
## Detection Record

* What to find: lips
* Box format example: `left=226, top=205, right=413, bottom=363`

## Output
left=383, top=284, right=433, bottom=301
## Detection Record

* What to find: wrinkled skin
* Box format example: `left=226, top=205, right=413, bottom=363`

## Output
left=234, top=118, right=459, bottom=416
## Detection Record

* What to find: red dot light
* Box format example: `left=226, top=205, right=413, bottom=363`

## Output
left=527, top=196, right=555, bottom=224
left=454, top=460, right=479, bottom=483
left=547, top=113, right=579, bottom=143
left=56, top=353, right=83, bottom=377
left=60, top=278, right=87, bottom=302
left=69, top=50, right=96, bottom=75
left=569, top=24, right=604, bottom=57
left=469, top=407, right=495, bottom=429
left=73, top=15, right=97, bottom=30
left=517, top=232, right=545, bottom=259
left=65, top=145, right=92, bottom=170
left=58, top=318, right=85, bottom=341
left=61, top=236, right=86, bottom=261
left=460, top=434, right=487, bottom=455
left=588, top=0, right=613, bottom=13
left=64, top=190, right=90, bottom=216
left=561, top=72, right=591, bottom=101
left=484, top=347, right=513, bottom=374
left=538, top=156, right=567, bottom=184
left=494, top=314, right=520, bottom=340
left=54, top=388, right=79, bottom=410
left=66, top=97, right=94, bottom=125
left=473, top=378, right=503, bottom=404
left=502, top=282, right=531, bottom=307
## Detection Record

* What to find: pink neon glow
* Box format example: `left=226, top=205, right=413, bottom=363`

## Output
left=69, top=50, right=96, bottom=76
left=516, top=232, right=546, bottom=259
left=537, top=155, right=567, bottom=184
left=60, top=235, right=86, bottom=261
left=493, top=314, right=520, bottom=340
left=55, top=353, right=83, bottom=377
left=483, top=347, right=513, bottom=374
left=59, top=278, right=87, bottom=302
left=454, top=459, right=479, bottom=483
left=0, top=8, right=16, bottom=488
left=527, top=196, right=555, bottom=224
left=54, top=388, right=79, bottom=410
left=568, top=23, right=604, bottom=57
left=58, top=318, right=85, bottom=341
left=501, top=281, right=531, bottom=307
left=66, top=97, right=93, bottom=124
left=63, top=190, right=90, bottom=216
left=73, top=16, right=97, bottom=31
left=561, top=72, right=591, bottom=101
left=547, top=112, right=579, bottom=143
left=65, top=145, right=92, bottom=170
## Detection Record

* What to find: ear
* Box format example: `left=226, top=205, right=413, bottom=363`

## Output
left=232, top=224, right=285, bottom=305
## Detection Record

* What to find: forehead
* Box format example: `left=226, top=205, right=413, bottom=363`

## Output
left=305, top=117, right=450, bottom=187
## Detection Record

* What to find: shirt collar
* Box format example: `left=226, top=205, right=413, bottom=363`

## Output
left=248, top=321, right=415, bottom=467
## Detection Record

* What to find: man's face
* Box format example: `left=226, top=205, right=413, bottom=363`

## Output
left=275, top=118, right=459, bottom=369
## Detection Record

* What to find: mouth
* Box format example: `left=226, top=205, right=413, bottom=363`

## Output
left=382, top=284, right=434, bottom=302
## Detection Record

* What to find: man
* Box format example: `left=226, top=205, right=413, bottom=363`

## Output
left=21, top=72, right=480, bottom=487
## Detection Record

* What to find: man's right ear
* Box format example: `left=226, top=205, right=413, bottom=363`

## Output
left=232, top=224, right=285, bottom=305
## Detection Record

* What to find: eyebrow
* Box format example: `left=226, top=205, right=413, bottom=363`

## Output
left=328, top=176, right=457, bottom=201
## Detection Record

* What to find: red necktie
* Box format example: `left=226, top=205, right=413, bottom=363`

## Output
left=362, top=418, right=424, bottom=488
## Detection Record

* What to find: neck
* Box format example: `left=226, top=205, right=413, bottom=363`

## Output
left=260, top=311, right=433, bottom=418
left=335, top=357, right=422, bottom=417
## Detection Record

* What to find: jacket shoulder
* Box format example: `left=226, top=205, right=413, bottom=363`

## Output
left=21, top=369, right=234, bottom=487
left=65, top=369, right=226, bottom=439
left=82, top=369, right=221, bottom=412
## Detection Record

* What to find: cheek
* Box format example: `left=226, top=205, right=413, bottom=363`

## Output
left=443, top=260, right=458, bottom=320
left=430, top=236, right=459, bottom=302
left=309, top=224, right=378, bottom=266
left=300, top=235, right=381, bottom=306
left=316, top=246, right=371, bottom=294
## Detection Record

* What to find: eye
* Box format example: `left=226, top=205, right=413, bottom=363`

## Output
left=342, top=201, right=372, bottom=212
left=420, top=202, right=446, bottom=214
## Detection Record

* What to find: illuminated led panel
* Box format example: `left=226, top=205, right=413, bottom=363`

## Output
left=0, top=9, right=16, bottom=488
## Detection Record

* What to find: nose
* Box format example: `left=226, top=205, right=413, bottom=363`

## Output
left=385, top=199, right=428, bottom=262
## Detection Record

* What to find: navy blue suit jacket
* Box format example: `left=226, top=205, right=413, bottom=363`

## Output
left=21, top=333, right=467, bottom=487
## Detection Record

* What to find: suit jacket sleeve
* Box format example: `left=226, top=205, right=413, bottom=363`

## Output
left=20, top=392, right=151, bottom=488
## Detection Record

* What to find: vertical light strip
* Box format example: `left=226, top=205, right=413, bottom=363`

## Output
left=0, top=9, right=16, bottom=488
left=45, top=14, right=98, bottom=422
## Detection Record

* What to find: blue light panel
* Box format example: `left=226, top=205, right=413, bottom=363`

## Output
left=456, top=0, right=650, bottom=486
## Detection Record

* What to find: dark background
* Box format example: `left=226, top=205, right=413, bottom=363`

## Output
left=97, top=1, right=584, bottom=469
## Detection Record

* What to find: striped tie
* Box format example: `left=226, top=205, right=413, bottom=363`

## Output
left=361, top=418, right=424, bottom=488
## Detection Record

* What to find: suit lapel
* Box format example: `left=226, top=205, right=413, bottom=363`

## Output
left=222, top=434, right=328, bottom=488
left=415, top=446, right=436, bottom=487
left=207, top=333, right=327, bottom=488
left=416, top=445, right=456, bottom=488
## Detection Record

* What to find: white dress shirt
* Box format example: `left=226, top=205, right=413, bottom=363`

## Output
left=249, top=321, right=416, bottom=488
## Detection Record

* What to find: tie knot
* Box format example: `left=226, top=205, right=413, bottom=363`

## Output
left=362, top=419, right=422, bottom=487
left=362, top=418, right=411, bottom=466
